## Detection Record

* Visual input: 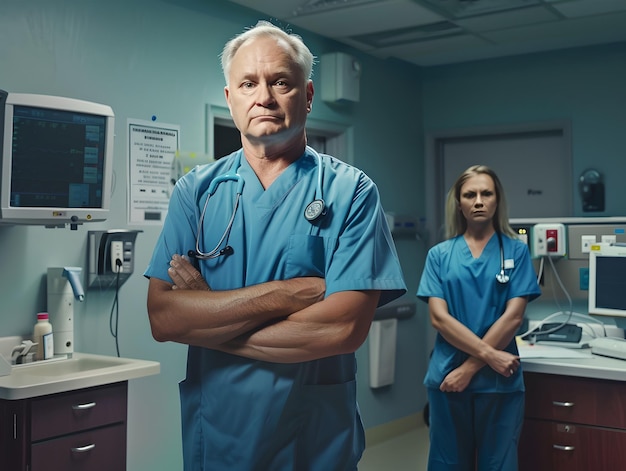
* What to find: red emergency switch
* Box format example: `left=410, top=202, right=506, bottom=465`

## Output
left=546, top=229, right=558, bottom=252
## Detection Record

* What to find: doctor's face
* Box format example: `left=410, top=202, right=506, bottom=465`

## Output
left=458, top=173, right=498, bottom=227
left=224, top=36, right=313, bottom=151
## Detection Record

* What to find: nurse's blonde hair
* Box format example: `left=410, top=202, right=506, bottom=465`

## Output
left=220, top=20, right=315, bottom=86
left=445, top=164, right=516, bottom=239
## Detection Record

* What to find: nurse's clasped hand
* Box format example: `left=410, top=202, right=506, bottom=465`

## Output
left=439, top=348, right=520, bottom=393
left=439, top=364, right=475, bottom=392
left=483, top=347, right=520, bottom=377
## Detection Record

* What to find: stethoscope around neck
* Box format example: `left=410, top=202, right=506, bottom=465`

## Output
left=495, top=232, right=510, bottom=284
left=188, top=146, right=326, bottom=260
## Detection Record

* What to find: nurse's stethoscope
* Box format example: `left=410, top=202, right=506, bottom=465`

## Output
left=495, top=231, right=510, bottom=284
left=188, top=146, right=326, bottom=260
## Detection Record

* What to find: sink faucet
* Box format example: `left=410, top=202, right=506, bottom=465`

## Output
left=11, top=340, right=37, bottom=365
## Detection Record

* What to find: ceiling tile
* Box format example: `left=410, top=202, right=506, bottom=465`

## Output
left=373, top=33, right=489, bottom=59
left=416, top=0, right=543, bottom=18
left=225, top=0, right=626, bottom=66
left=455, top=5, right=561, bottom=33
left=286, top=0, right=446, bottom=38
left=548, top=0, right=626, bottom=18
left=483, top=10, right=626, bottom=49
left=227, top=0, right=297, bottom=17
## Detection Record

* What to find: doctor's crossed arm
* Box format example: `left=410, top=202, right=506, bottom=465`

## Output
left=155, top=254, right=381, bottom=363
left=147, top=259, right=326, bottom=352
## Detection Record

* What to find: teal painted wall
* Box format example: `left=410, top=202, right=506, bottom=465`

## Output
left=0, top=0, right=425, bottom=469
left=422, top=42, right=626, bottom=216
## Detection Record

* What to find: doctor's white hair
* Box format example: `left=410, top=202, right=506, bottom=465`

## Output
left=220, top=20, right=315, bottom=86
left=445, top=164, right=516, bottom=240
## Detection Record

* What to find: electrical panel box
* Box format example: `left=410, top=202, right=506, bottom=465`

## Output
left=88, top=230, right=141, bottom=289
left=532, top=223, right=566, bottom=257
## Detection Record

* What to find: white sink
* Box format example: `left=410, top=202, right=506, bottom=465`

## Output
left=16, top=356, right=136, bottom=376
left=0, top=352, right=160, bottom=400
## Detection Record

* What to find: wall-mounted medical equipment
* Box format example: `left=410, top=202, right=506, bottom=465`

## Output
left=47, top=267, right=85, bottom=356
left=531, top=223, right=566, bottom=257
left=588, top=244, right=626, bottom=317
left=579, top=168, right=605, bottom=212
left=0, top=90, right=114, bottom=230
left=88, top=230, right=141, bottom=289
left=320, top=52, right=361, bottom=103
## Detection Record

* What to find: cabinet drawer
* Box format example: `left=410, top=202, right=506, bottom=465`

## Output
left=31, top=422, right=126, bottom=471
left=520, top=418, right=626, bottom=471
left=524, top=372, right=626, bottom=428
left=31, top=382, right=127, bottom=441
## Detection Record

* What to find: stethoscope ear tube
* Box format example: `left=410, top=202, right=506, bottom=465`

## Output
left=191, top=147, right=327, bottom=259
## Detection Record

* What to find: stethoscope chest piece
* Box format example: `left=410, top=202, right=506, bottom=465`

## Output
left=496, top=271, right=510, bottom=284
left=304, top=199, right=326, bottom=222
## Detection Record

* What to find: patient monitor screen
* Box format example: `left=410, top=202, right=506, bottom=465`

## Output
left=594, top=256, right=626, bottom=311
left=10, top=105, right=107, bottom=209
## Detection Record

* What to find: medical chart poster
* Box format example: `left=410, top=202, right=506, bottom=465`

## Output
left=127, top=119, right=180, bottom=225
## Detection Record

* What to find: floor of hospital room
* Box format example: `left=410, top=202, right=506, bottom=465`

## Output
left=359, top=424, right=430, bottom=471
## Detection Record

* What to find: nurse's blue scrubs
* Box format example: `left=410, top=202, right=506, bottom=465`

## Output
left=145, top=148, right=406, bottom=470
left=417, top=235, right=540, bottom=471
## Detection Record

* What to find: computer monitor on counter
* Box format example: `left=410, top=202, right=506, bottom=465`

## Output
left=588, top=244, right=626, bottom=317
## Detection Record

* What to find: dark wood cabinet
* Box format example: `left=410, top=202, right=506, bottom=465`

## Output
left=519, top=372, right=626, bottom=471
left=0, top=381, right=127, bottom=471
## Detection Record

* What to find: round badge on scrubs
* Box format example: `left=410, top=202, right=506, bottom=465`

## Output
left=304, top=199, right=326, bottom=221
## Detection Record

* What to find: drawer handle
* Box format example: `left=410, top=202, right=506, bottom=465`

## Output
left=71, top=443, right=96, bottom=453
left=553, top=444, right=575, bottom=452
left=72, top=401, right=97, bottom=411
left=552, top=401, right=575, bottom=408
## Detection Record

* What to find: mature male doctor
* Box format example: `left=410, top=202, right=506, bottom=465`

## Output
left=145, top=20, right=406, bottom=471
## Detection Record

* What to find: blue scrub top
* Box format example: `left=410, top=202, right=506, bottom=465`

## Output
left=145, top=148, right=406, bottom=470
left=417, top=234, right=540, bottom=392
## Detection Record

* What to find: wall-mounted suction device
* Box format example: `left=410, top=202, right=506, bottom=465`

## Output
left=579, top=169, right=605, bottom=212
left=47, top=267, right=85, bottom=357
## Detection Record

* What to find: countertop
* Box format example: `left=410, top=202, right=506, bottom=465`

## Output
left=522, top=349, right=626, bottom=382
left=0, top=352, right=160, bottom=400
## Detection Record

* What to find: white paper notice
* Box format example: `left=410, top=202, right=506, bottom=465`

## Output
left=128, top=119, right=180, bottom=225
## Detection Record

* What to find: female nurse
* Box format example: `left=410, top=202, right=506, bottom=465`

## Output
left=417, top=165, right=541, bottom=470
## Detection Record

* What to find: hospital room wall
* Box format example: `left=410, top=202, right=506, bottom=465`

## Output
left=420, top=42, right=626, bottom=333
left=0, top=0, right=425, bottom=469
left=421, top=42, right=626, bottom=216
